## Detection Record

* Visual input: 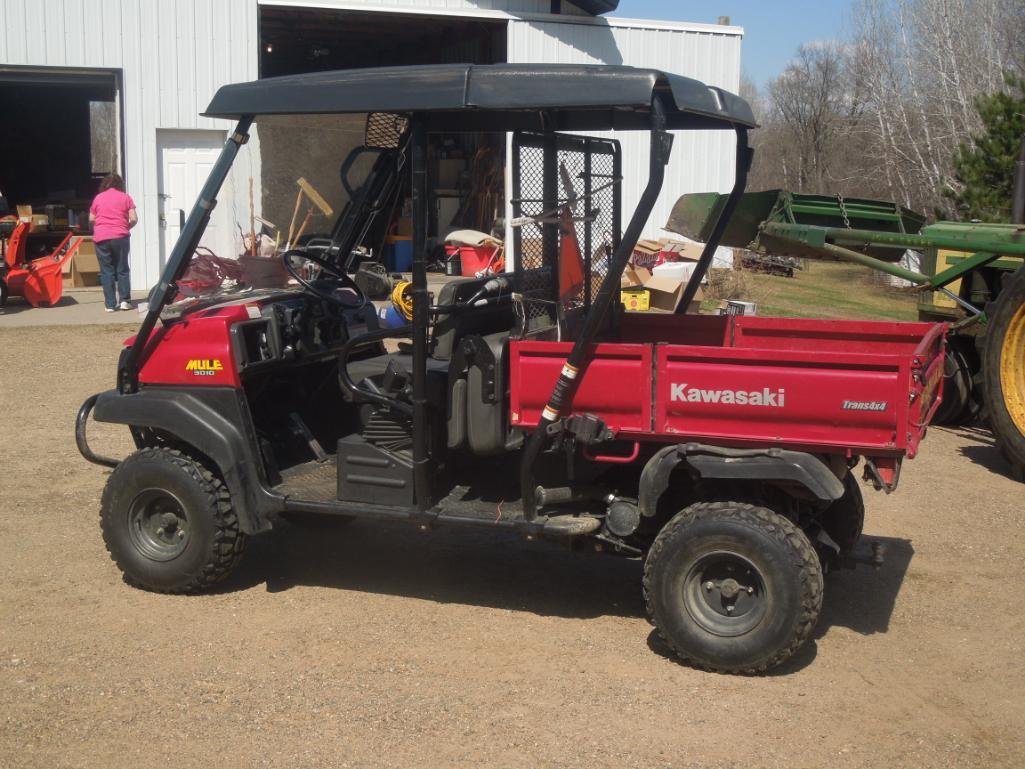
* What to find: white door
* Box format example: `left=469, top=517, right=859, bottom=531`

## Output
left=156, top=129, right=233, bottom=269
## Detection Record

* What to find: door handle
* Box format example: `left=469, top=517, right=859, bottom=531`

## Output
left=178, top=209, right=186, bottom=229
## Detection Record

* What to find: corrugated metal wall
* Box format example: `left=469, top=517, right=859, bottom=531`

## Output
left=0, top=0, right=258, bottom=290
left=507, top=18, right=743, bottom=242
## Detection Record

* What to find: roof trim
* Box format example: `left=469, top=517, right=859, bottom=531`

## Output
left=203, top=64, right=756, bottom=130
left=256, top=1, right=745, bottom=36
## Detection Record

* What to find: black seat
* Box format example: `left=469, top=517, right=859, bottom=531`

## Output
left=342, top=274, right=515, bottom=387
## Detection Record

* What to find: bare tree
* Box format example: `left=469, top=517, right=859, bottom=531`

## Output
left=850, top=0, right=1025, bottom=215
left=766, top=43, right=854, bottom=194
left=746, top=0, right=1025, bottom=216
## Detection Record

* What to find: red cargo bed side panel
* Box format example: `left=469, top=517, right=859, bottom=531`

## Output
left=730, top=317, right=940, bottom=356
left=509, top=341, right=652, bottom=433
left=655, top=346, right=908, bottom=451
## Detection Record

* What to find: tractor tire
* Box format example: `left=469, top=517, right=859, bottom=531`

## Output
left=933, top=343, right=974, bottom=425
left=643, top=502, right=823, bottom=674
left=818, top=471, right=864, bottom=556
left=100, top=447, right=247, bottom=593
left=981, top=266, right=1025, bottom=481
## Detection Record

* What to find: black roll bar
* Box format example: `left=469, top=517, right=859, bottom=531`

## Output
left=518, top=96, right=674, bottom=521
left=409, top=118, right=432, bottom=513
left=676, top=127, right=753, bottom=312
left=120, top=118, right=254, bottom=393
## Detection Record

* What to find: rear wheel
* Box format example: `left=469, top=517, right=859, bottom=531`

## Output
left=819, top=471, right=864, bottom=556
left=100, top=447, right=247, bottom=593
left=982, top=267, right=1025, bottom=480
left=644, top=502, right=823, bottom=674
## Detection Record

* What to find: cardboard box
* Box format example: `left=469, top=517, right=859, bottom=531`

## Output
left=620, top=287, right=650, bottom=311
left=658, top=239, right=704, bottom=263
left=630, top=239, right=663, bottom=270
left=435, top=158, right=465, bottom=190
left=393, top=216, right=412, bottom=237
left=71, top=239, right=101, bottom=287
left=621, top=263, right=703, bottom=314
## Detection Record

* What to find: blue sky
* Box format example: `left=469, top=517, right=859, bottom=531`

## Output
left=609, top=0, right=851, bottom=89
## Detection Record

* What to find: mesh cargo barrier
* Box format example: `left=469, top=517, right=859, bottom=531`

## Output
left=511, top=132, right=621, bottom=337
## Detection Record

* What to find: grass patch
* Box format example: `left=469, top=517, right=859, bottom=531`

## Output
left=700, top=261, right=919, bottom=321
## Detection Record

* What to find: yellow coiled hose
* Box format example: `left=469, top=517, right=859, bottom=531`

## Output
left=391, top=280, right=414, bottom=320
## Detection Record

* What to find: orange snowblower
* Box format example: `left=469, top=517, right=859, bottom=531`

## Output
left=1, top=221, right=82, bottom=307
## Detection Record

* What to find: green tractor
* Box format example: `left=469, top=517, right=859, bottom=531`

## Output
left=669, top=184, right=1025, bottom=481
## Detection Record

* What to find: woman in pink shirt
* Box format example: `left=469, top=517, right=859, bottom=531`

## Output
left=89, top=174, right=138, bottom=311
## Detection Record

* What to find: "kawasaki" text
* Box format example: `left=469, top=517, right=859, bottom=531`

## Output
left=670, top=383, right=785, bottom=407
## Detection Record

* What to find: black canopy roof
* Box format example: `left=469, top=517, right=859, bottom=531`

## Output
left=574, top=0, right=619, bottom=13
left=203, top=64, right=756, bottom=132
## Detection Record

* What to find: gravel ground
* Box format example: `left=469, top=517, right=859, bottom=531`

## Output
left=1, top=324, right=1023, bottom=769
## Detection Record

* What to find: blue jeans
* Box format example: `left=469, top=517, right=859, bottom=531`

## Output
left=95, top=236, right=132, bottom=309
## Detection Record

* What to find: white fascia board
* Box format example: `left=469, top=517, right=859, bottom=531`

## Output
left=257, top=1, right=744, bottom=37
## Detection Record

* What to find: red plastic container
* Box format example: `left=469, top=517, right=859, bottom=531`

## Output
left=457, top=244, right=501, bottom=277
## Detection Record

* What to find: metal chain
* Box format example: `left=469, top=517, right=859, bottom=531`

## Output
left=836, top=193, right=852, bottom=229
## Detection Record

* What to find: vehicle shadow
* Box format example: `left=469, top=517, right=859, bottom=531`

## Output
left=0, top=294, right=79, bottom=314
left=225, top=518, right=647, bottom=620
left=816, top=535, right=913, bottom=637
left=224, top=520, right=915, bottom=646
left=942, top=425, right=1019, bottom=481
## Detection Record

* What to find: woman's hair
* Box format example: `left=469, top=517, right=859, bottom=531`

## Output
left=99, top=173, right=125, bottom=192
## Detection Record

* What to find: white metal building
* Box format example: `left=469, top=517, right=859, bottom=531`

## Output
left=0, top=0, right=742, bottom=291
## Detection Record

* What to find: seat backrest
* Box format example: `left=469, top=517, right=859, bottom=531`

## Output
left=431, top=275, right=515, bottom=361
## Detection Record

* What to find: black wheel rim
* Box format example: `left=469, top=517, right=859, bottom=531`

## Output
left=682, top=551, right=768, bottom=637
left=127, top=489, right=190, bottom=562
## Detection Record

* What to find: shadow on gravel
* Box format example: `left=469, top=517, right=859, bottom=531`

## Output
left=0, top=294, right=79, bottom=315
left=817, top=535, right=914, bottom=637
left=224, top=518, right=647, bottom=620
left=221, top=520, right=914, bottom=639
left=944, top=425, right=1019, bottom=481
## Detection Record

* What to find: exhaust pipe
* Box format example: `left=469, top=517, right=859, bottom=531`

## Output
left=1012, top=134, right=1025, bottom=225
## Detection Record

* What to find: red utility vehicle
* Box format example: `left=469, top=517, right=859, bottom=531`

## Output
left=77, top=65, right=944, bottom=673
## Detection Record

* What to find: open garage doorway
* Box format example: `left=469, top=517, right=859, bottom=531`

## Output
left=0, top=67, right=122, bottom=288
left=0, top=67, right=122, bottom=229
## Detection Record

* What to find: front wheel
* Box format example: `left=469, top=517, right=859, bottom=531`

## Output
left=643, top=502, right=823, bottom=674
left=100, top=447, right=247, bottom=593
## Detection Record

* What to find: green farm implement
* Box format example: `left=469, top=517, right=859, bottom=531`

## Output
left=668, top=188, right=1025, bottom=480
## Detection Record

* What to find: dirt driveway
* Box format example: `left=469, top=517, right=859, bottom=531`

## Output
left=1, top=324, right=1023, bottom=769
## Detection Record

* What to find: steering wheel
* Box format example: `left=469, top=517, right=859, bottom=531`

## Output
left=281, top=248, right=367, bottom=309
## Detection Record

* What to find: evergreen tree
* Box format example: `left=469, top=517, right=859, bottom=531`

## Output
left=948, top=68, right=1025, bottom=222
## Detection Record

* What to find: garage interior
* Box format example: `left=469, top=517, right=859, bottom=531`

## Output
left=257, top=8, right=509, bottom=268
left=0, top=68, right=120, bottom=277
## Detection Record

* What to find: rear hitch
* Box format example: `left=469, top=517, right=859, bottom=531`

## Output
left=840, top=540, right=886, bottom=571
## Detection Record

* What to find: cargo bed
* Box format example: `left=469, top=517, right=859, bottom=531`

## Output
left=510, top=314, right=945, bottom=471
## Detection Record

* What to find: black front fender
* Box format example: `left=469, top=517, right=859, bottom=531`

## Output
left=638, top=442, right=845, bottom=517
left=80, top=388, right=282, bottom=533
